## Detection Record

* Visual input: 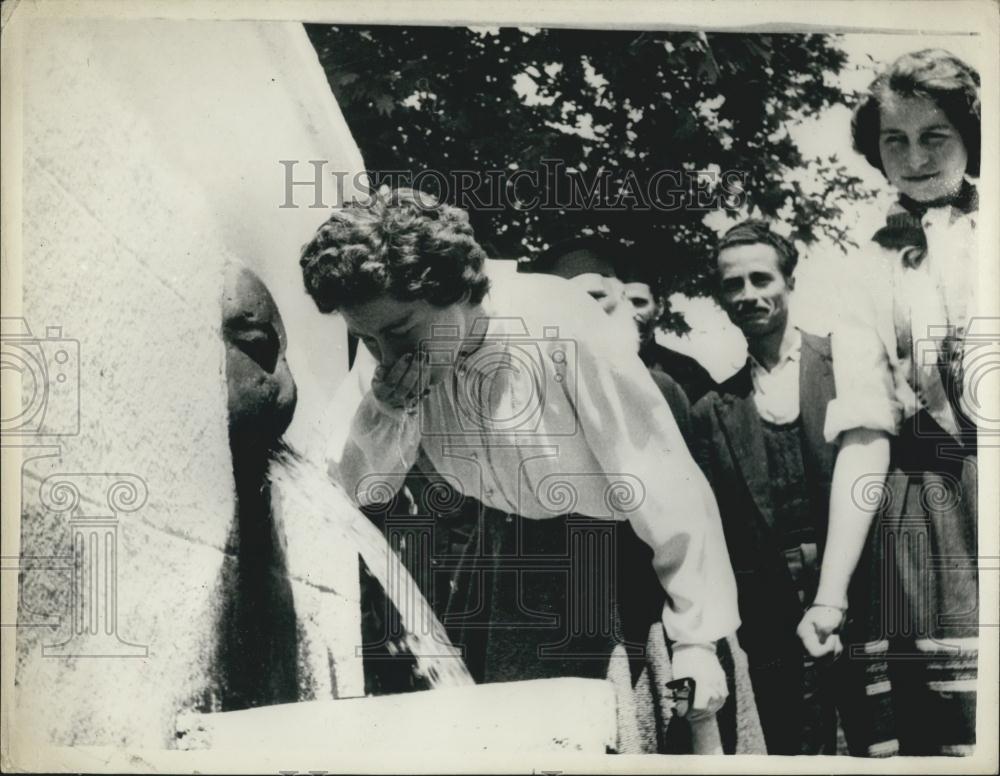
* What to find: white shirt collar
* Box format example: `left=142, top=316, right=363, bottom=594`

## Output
left=748, top=323, right=802, bottom=376
left=748, top=324, right=802, bottom=425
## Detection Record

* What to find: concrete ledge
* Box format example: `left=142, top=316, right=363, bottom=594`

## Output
left=176, top=678, right=618, bottom=754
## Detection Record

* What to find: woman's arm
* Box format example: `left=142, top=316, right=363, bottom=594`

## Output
left=571, top=337, right=739, bottom=644
left=817, top=428, right=891, bottom=608
left=567, top=329, right=738, bottom=714
left=798, top=427, right=890, bottom=656
left=799, top=250, right=899, bottom=656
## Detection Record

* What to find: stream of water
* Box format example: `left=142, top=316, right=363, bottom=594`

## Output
left=269, top=450, right=474, bottom=690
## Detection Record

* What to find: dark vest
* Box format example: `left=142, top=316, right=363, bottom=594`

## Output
left=690, top=332, right=837, bottom=665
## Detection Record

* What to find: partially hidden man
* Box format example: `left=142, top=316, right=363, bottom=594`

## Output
left=691, top=220, right=865, bottom=755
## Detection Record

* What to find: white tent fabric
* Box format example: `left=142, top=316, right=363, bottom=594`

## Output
left=12, top=18, right=365, bottom=749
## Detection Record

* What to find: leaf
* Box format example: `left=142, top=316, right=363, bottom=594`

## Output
left=374, top=94, right=395, bottom=116
left=696, top=47, right=721, bottom=85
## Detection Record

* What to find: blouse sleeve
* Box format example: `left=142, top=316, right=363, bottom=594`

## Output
left=567, top=324, right=740, bottom=645
left=324, top=346, right=423, bottom=506
left=823, top=250, right=903, bottom=442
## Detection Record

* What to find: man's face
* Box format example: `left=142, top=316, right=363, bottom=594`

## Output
left=223, top=267, right=297, bottom=441
left=716, top=242, right=793, bottom=341
left=623, top=281, right=659, bottom=343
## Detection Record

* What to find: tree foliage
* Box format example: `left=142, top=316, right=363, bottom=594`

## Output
left=307, top=24, right=872, bottom=326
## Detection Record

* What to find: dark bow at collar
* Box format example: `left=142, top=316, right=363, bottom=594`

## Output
left=872, top=181, right=978, bottom=268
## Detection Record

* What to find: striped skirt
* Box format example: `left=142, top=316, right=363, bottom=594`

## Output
left=848, top=412, right=978, bottom=756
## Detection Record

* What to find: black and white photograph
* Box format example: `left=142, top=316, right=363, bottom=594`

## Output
left=1, top=0, right=997, bottom=772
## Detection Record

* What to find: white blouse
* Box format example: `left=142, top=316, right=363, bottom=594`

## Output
left=324, top=271, right=739, bottom=646
left=824, top=205, right=979, bottom=443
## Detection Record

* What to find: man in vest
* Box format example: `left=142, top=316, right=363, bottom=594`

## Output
left=690, top=220, right=863, bottom=755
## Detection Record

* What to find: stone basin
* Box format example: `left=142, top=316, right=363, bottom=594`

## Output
left=176, top=677, right=619, bottom=754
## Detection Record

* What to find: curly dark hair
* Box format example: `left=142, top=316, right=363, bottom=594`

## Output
left=716, top=219, right=799, bottom=278
left=852, top=49, right=980, bottom=177
left=299, top=187, right=491, bottom=313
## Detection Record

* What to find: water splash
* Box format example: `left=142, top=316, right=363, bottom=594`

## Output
left=268, top=448, right=474, bottom=690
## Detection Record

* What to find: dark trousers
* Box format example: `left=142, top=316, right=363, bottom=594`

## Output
left=749, top=649, right=867, bottom=755
left=745, top=542, right=867, bottom=756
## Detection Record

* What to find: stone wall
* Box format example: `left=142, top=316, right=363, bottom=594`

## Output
left=6, top=18, right=364, bottom=756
